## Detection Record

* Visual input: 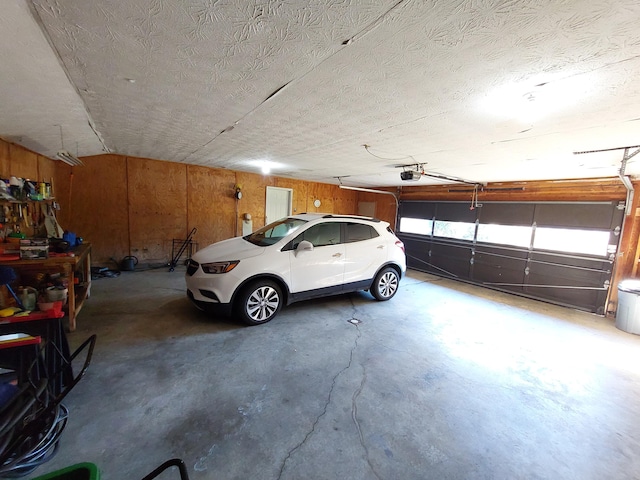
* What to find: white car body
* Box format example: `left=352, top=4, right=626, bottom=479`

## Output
left=186, top=213, right=406, bottom=324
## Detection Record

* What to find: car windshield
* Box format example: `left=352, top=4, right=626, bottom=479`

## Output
left=244, top=218, right=307, bottom=246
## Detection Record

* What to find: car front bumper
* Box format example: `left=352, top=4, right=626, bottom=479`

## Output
left=186, top=288, right=233, bottom=316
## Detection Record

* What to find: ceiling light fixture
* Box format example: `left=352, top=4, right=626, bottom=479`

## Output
left=56, top=151, right=84, bottom=166
left=247, top=159, right=283, bottom=175
left=481, top=73, right=595, bottom=123
left=54, top=125, right=84, bottom=166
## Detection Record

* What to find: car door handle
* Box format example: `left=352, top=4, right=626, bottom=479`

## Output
left=377, top=245, right=385, bottom=249
left=333, top=253, right=343, bottom=257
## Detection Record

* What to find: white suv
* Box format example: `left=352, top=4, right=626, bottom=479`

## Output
left=186, top=213, right=406, bottom=325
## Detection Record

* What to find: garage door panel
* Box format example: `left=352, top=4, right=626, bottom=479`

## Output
left=430, top=242, right=472, bottom=278
left=524, top=282, right=607, bottom=313
left=399, top=236, right=432, bottom=272
left=399, top=200, right=620, bottom=313
left=527, top=263, right=610, bottom=289
left=435, top=203, right=476, bottom=222
left=399, top=202, right=435, bottom=220
left=529, top=252, right=612, bottom=282
left=473, top=249, right=527, bottom=287
left=526, top=256, right=611, bottom=313
left=535, top=202, right=620, bottom=229
left=479, top=203, right=535, bottom=226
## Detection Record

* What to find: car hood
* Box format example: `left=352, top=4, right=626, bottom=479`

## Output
left=192, top=236, right=266, bottom=262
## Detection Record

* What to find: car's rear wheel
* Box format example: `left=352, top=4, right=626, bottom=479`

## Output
left=371, top=267, right=399, bottom=301
left=237, top=280, right=283, bottom=325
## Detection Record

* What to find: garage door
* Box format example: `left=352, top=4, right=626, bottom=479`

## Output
left=397, top=201, right=624, bottom=314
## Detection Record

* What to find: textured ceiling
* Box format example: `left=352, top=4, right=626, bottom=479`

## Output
left=1, top=0, right=640, bottom=187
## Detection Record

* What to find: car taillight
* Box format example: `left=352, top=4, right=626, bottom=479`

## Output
left=395, top=240, right=405, bottom=253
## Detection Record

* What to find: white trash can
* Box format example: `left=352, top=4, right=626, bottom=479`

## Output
left=616, top=279, right=640, bottom=335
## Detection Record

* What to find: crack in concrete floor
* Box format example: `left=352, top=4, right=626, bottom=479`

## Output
left=277, top=309, right=383, bottom=480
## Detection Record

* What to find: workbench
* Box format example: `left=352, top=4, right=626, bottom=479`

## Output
left=0, top=243, right=91, bottom=331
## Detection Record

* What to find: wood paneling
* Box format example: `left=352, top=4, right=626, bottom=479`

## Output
left=0, top=139, right=9, bottom=176
left=20, top=155, right=384, bottom=265
left=5, top=143, right=633, bottom=312
left=400, top=178, right=627, bottom=202
left=356, top=190, right=397, bottom=228
left=187, top=165, right=236, bottom=247
left=37, top=154, right=57, bottom=186
left=127, top=157, right=187, bottom=262
left=0, top=139, right=62, bottom=195
left=51, top=162, right=72, bottom=226
left=8, top=144, right=38, bottom=180
left=65, top=155, right=128, bottom=266
left=307, top=183, right=337, bottom=214
left=0, top=140, right=67, bottom=246
left=236, top=171, right=268, bottom=231
left=334, top=188, right=357, bottom=216
left=608, top=180, right=640, bottom=314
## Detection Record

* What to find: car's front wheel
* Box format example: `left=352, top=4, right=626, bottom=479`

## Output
left=236, top=279, right=283, bottom=325
left=371, top=267, right=400, bottom=301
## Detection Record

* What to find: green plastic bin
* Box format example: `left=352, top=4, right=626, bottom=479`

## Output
left=31, top=462, right=100, bottom=480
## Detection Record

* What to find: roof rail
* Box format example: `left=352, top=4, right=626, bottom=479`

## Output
left=321, top=214, right=381, bottom=222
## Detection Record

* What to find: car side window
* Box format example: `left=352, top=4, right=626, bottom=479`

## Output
left=290, top=222, right=342, bottom=248
left=345, top=223, right=379, bottom=243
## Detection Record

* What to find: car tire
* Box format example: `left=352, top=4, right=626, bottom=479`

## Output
left=371, top=267, right=400, bottom=301
left=237, top=279, right=283, bottom=325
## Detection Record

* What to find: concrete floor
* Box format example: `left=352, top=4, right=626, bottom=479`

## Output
left=32, top=267, right=640, bottom=480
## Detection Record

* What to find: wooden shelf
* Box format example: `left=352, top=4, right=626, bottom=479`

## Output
left=0, top=243, right=92, bottom=331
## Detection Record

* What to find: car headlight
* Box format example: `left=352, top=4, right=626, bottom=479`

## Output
left=201, top=261, right=240, bottom=274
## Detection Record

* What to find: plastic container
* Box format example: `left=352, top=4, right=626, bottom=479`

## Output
left=46, top=286, right=68, bottom=305
left=31, top=462, right=100, bottom=480
left=616, top=279, right=640, bottom=335
left=20, top=286, right=37, bottom=311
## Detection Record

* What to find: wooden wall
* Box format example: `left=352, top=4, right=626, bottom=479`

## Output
left=398, top=178, right=628, bottom=202
left=59, top=154, right=379, bottom=267
left=4, top=136, right=640, bottom=316
left=0, top=139, right=66, bottom=187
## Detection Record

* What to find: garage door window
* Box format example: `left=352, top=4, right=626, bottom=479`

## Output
left=533, top=227, right=611, bottom=257
left=433, top=220, right=475, bottom=241
left=399, top=217, right=432, bottom=235
left=477, top=224, right=532, bottom=248
left=397, top=200, right=623, bottom=313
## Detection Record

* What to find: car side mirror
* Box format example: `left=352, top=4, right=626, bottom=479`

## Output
left=296, top=240, right=314, bottom=254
